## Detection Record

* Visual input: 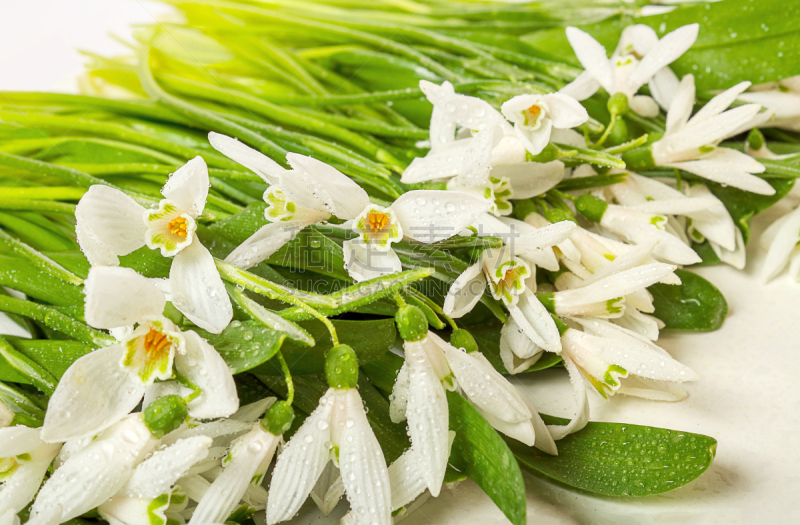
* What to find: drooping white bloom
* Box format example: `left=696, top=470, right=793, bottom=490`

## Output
left=98, top=436, right=211, bottom=525
left=652, top=74, right=774, bottom=195
left=563, top=24, right=699, bottom=116
left=391, top=332, right=551, bottom=453
left=75, top=158, right=232, bottom=333
left=267, top=388, right=391, bottom=525
left=28, top=415, right=159, bottom=525
left=209, top=133, right=372, bottom=269
left=343, top=189, right=493, bottom=281
left=501, top=93, right=589, bottom=155
left=189, top=424, right=279, bottom=524
left=41, top=266, right=238, bottom=443
left=0, top=426, right=60, bottom=514
left=401, top=125, right=566, bottom=215
left=739, top=75, right=800, bottom=132
left=760, top=204, right=800, bottom=282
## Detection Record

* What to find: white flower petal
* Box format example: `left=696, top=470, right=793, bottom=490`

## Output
left=190, top=427, right=278, bottom=524
left=175, top=330, right=239, bottom=419
left=403, top=340, right=450, bottom=495
left=689, top=81, right=752, bottom=126
left=617, top=377, right=688, bottom=401
left=387, top=448, right=427, bottom=511
left=84, top=266, right=165, bottom=330
left=762, top=205, right=800, bottom=282
left=0, top=426, right=43, bottom=456
left=629, top=95, right=660, bottom=117
left=401, top=140, right=472, bottom=184
left=419, top=80, right=512, bottom=134
left=208, top=132, right=286, bottom=185
left=476, top=407, right=536, bottom=446
left=285, top=154, right=371, bottom=220
left=337, top=389, right=392, bottom=525
left=499, top=217, right=577, bottom=255
left=161, top=157, right=209, bottom=218
left=310, top=461, right=344, bottom=516
left=565, top=27, right=614, bottom=92
left=630, top=196, right=720, bottom=215
left=547, top=352, right=589, bottom=441
left=599, top=207, right=701, bottom=264
left=170, top=240, right=233, bottom=334
left=627, top=24, right=698, bottom=93
left=500, top=316, right=541, bottom=360
left=41, top=345, right=146, bottom=443
left=389, top=362, right=410, bottom=424
left=75, top=185, right=146, bottom=266
left=500, top=342, right=542, bottom=375
left=392, top=190, right=493, bottom=244
left=508, top=290, right=562, bottom=353
left=649, top=67, right=681, bottom=111
left=612, top=309, right=663, bottom=340
left=657, top=104, right=762, bottom=156
left=443, top=262, right=486, bottom=318
left=443, top=346, right=531, bottom=424
left=494, top=160, right=565, bottom=199
left=31, top=416, right=157, bottom=524
left=231, top=398, right=275, bottom=422
left=560, top=70, right=601, bottom=101
left=224, top=221, right=302, bottom=270
left=342, top=240, right=402, bottom=282
left=0, top=441, right=60, bottom=514
left=514, top=118, right=553, bottom=156
left=124, top=436, right=211, bottom=499
left=711, top=226, right=747, bottom=270
left=665, top=74, right=696, bottom=134
left=542, top=93, right=589, bottom=129
left=666, top=156, right=773, bottom=196
left=266, top=390, right=334, bottom=524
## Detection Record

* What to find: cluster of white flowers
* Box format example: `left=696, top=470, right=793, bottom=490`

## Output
left=3, top=20, right=797, bottom=525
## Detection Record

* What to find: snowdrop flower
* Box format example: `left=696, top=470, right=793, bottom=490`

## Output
left=343, top=189, right=493, bottom=281
left=75, top=158, right=232, bottom=333
left=738, top=75, right=800, bottom=132
left=0, top=426, right=60, bottom=514
left=98, top=435, right=211, bottom=525
left=651, top=74, right=774, bottom=195
left=563, top=24, right=699, bottom=116
left=760, top=204, right=800, bottom=282
left=28, top=414, right=160, bottom=525
left=189, top=401, right=293, bottom=525
left=550, top=317, right=698, bottom=440
left=208, top=133, right=373, bottom=269
left=402, top=125, right=566, bottom=215
left=267, top=345, right=391, bottom=525
left=500, top=93, right=589, bottom=155
left=575, top=193, right=702, bottom=265
left=41, top=266, right=238, bottom=443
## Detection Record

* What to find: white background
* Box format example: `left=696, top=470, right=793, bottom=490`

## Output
left=1, top=1, right=799, bottom=523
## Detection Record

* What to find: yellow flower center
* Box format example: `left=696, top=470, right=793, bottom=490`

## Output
left=143, top=328, right=172, bottom=358
left=524, top=104, right=543, bottom=125
left=498, top=266, right=526, bottom=295
left=368, top=211, right=390, bottom=232
left=0, top=457, right=20, bottom=481
left=167, top=216, right=189, bottom=238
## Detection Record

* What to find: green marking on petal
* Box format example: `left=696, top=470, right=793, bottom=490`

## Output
left=604, top=364, right=628, bottom=387
left=147, top=493, right=171, bottom=525
left=606, top=297, right=624, bottom=315
left=649, top=216, right=666, bottom=227
left=604, top=253, right=616, bottom=261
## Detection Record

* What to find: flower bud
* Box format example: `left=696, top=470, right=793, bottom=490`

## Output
left=261, top=400, right=295, bottom=436
left=747, top=128, right=765, bottom=151
left=607, top=92, right=629, bottom=116
left=575, top=194, right=608, bottom=223
left=325, top=344, right=359, bottom=390
left=142, top=395, right=188, bottom=438
left=512, top=199, right=538, bottom=222
left=395, top=304, right=428, bottom=342
left=450, top=329, right=479, bottom=354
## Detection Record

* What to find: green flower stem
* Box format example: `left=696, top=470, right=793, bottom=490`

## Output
left=0, top=136, right=184, bottom=166
left=0, top=199, right=76, bottom=214
left=0, top=151, right=111, bottom=189
left=602, top=134, right=650, bottom=155
left=290, top=106, right=428, bottom=139
left=275, top=351, right=294, bottom=404
left=0, top=229, right=83, bottom=285
left=0, top=295, right=112, bottom=346
left=0, top=186, right=85, bottom=201
left=0, top=212, right=74, bottom=252
left=0, top=335, right=58, bottom=395
left=553, top=143, right=626, bottom=169
left=137, top=45, right=289, bottom=166
left=173, top=371, right=203, bottom=403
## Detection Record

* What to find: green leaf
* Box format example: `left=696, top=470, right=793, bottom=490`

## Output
left=522, top=0, right=800, bottom=91
left=0, top=294, right=110, bottom=345
left=0, top=229, right=83, bottom=285
left=706, top=178, right=795, bottom=244
left=509, top=416, right=718, bottom=497
left=228, top=285, right=315, bottom=346
left=447, top=390, right=526, bottom=525
left=0, top=254, right=85, bottom=306
left=0, top=336, right=58, bottom=395
left=3, top=337, right=92, bottom=379
left=0, top=381, right=46, bottom=426
left=267, top=227, right=350, bottom=281
left=650, top=269, right=727, bottom=331
left=254, top=318, right=396, bottom=375
left=195, top=320, right=287, bottom=374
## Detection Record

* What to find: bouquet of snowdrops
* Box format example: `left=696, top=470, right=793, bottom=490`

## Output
left=1, top=1, right=799, bottom=524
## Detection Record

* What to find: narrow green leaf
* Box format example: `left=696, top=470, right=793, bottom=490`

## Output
left=3, top=337, right=93, bottom=379
left=0, top=336, right=58, bottom=395
left=447, top=390, right=526, bottom=525
left=195, top=320, right=287, bottom=374
left=0, top=381, right=45, bottom=425
left=228, top=285, right=315, bottom=346
left=0, top=229, right=83, bottom=285
left=650, top=269, right=728, bottom=331
left=0, top=295, right=111, bottom=345
left=509, top=416, right=718, bottom=497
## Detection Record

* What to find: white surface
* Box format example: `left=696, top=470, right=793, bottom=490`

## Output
left=2, top=2, right=799, bottom=524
